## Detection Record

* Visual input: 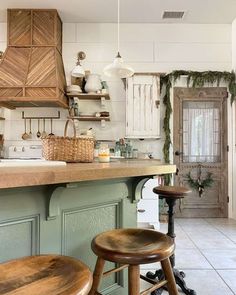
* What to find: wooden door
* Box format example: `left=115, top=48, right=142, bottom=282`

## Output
left=126, top=74, right=161, bottom=139
left=173, top=87, right=228, bottom=217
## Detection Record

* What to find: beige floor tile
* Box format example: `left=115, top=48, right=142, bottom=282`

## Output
left=218, top=270, right=236, bottom=294
left=175, top=248, right=212, bottom=269
left=139, top=219, right=236, bottom=294
left=202, top=249, right=236, bottom=269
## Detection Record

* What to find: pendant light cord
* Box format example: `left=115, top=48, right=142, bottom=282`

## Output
left=117, top=0, right=120, bottom=55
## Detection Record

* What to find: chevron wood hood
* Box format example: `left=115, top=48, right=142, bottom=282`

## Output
left=0, top=9, right=68, bottom=109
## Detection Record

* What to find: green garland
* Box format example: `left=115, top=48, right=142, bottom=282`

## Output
left=186, top=171, right=214, bottom=197
left=161, top=70, right=236, bottom=184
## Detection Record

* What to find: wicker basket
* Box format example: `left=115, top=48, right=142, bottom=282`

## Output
left=42, top=120, right=94, bottom=163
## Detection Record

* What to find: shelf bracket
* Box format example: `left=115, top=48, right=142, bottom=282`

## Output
left=101, top=119, right=106, bottom=128
left=47, top=185, right=66, bottom=221
left=131, top=176, right=153, bottom=203
left=101, top=96, right=106, bottom=108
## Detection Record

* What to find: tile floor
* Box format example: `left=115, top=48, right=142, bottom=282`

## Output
left=141, top=218, right=236, bottom=295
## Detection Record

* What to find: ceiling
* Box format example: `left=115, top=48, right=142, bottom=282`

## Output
left=0, top=0, right=236, bottom=23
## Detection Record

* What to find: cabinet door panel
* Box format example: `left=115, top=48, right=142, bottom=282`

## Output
left=137, top=199, right=158, bottom=222
left=126, top=75, right=161, bottom=138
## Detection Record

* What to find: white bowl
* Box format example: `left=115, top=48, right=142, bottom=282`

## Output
left=67, top=85, right=82, bottom=92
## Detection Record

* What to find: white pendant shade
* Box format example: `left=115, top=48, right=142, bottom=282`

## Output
left=104, top=54, right=134, bottom=79
left=103, top=0, right=134, bottom=79
left=71, top=64, right=85, bottom=77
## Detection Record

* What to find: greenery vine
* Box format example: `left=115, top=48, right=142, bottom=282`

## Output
left=161, top=70, right=236, bottom=185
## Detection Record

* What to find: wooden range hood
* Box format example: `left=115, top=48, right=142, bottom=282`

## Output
left=0, top=9, right=68, bottom=109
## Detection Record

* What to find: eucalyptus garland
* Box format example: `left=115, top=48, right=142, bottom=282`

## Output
left=161, top=70, right=236, bottom=181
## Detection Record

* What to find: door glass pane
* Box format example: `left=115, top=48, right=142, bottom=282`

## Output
left=182, top=101, right=220, bottom=163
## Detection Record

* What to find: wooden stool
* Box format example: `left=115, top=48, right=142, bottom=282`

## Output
left=89, top=228, right=179, bottom=295
left=146, top=186, right=196, bottom=295
left=0, top=255, right=93, bottom=295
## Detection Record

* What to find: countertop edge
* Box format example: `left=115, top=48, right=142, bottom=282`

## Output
left=0, top=161, right=176, bottom=189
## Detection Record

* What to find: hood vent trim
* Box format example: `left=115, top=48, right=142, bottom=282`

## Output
left=0, top=9, right=68, bottom=109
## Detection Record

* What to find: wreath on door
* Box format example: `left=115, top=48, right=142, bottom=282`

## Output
left=186, top=164, right=214, bottom=197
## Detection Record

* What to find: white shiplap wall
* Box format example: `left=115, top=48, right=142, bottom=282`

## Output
left=0, top=22, right=232, bottom=159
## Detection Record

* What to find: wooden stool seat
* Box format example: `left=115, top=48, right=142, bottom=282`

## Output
left=0, top=255, right=93, bottom=295
left=153, top=185, right=191, bottom=199
left=92, top=228, right=174, bottom=265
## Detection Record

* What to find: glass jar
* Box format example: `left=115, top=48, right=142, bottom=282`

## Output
left=98, top=144, right=110, bottom=163
left=132, top=148, right=138, bottom=159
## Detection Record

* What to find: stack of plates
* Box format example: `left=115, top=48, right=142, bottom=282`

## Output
left=67, top=85, right=82, bottom=95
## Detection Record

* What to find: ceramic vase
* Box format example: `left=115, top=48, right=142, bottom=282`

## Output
left=85, top=74, right=102, bottom=93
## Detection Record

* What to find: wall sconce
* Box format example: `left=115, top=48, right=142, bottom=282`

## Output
left=71, top=51, right=86, bottom=77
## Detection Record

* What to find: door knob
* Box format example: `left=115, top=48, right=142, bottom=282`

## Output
left=175, top=151, right=184, bottom=156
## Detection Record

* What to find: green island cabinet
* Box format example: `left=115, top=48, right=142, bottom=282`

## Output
left=0, top=161, right=175, bottom=294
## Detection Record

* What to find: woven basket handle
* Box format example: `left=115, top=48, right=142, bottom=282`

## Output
left=64, top=119, right=76, bottom=138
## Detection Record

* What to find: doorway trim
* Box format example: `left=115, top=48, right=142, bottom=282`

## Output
left=173, top=87, right=228, bottom=217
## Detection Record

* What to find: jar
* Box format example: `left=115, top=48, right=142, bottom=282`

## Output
left=98, top=144, right=110, bottom=163
left=132, top=149, right=138, bottom=159
left=84, top=74, right=102, bottom=93
left=94, top=142, right=100, bottom=158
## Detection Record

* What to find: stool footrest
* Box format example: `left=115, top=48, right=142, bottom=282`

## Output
left=103, top=264, right=128, bottom=277
left=140, top=274, right=167, bottom=295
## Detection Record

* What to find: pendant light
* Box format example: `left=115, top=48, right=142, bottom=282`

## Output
left=103, top=0, right=134, bottom=79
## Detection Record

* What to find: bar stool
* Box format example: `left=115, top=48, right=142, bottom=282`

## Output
left=89, top=228, right=179, bottom=295
left=0, top=254, right=93, bottom=294
left=146, top=186, right=196, bottom=295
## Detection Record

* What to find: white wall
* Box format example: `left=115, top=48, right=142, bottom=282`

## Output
left=231, top=19, right=236, bottom=219
left=0, top=22, right=232, bottom=160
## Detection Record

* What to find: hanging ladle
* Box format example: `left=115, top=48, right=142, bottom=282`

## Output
left=49, top=119, right=54, bottom=136
left=41, top=119, right=47, bottom=138
left=36, top=119, right=41, bottom=138
left=28, top=119, right=32, bottom=139
left=22, top=119, right=29, bottom=140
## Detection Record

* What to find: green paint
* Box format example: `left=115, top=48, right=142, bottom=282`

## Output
left=0, top=177, right=149, bottom=294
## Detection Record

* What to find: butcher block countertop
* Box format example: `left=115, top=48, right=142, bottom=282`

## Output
left=0, top=160, right=176, bottom=189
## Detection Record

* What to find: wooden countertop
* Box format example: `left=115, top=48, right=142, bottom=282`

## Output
left=0, top=160, right=176, bottom=189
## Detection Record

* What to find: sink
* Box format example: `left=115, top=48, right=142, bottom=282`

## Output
left=0, top=159, right=66, bottom=167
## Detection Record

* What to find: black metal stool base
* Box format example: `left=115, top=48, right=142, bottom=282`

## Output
left=146, top=268, right=196, bottom=295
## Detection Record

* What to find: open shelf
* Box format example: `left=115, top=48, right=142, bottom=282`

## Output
left=67, top=93, right=110, bottom=100
left=69, top=116, right=110, bottom=122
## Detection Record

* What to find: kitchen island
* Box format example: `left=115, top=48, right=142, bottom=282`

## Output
left=0, top=160, right=175, bottom=294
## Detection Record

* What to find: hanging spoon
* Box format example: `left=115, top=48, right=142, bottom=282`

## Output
left=22, top=119, right=29, bottom=140
left=41, top=119, right=47, bottom=138
left=36, top=119, right=41, bottom=138
left=28, top=119, right=32, bottom=139
left=49, top=119, right=54, bottom=136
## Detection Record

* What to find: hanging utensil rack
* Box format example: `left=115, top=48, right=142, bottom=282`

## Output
left=22, top=111, right=61, bottom=120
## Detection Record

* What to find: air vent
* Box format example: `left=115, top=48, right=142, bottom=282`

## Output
left=162, top=11, right=185, bottom=19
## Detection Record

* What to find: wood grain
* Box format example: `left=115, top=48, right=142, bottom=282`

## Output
left=0, top=255, right=92, bottom=295
left=153, top=186, right=191, bottom=198
left=0, top=160, right=176, bottom=189
left=173, top=87, right=228, bottom=218
left=91, top=228, right=175, bottom=264
left=0, top=9, right=68, bottom=109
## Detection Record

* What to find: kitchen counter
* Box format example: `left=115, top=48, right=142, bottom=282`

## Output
left=0, top=160, right=175, bottom=294
left=0, top=160, right=175, bottom=189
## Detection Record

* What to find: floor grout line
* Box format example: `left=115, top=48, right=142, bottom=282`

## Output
left=156, top=219, right=236, bottom=294
left=175, top=218, right=236, bottom=295
left=204, top=218, right=236, bottom=245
